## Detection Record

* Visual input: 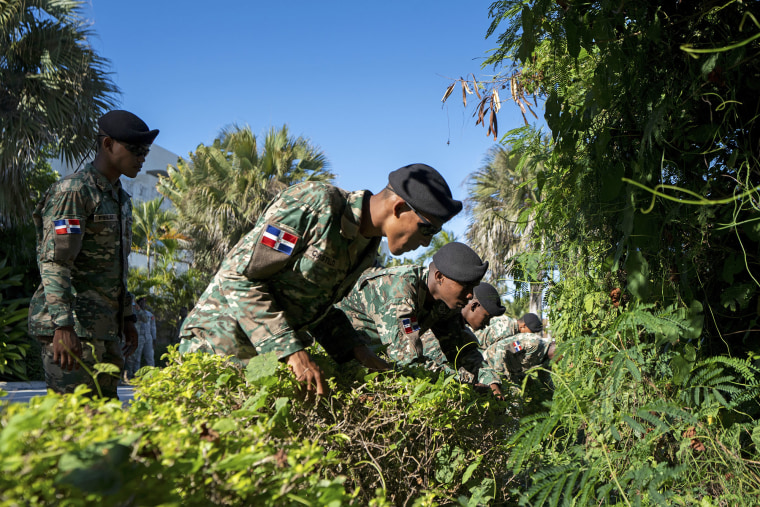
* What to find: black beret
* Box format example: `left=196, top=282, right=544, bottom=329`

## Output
left=473, top=283, right=506, bottom=316
left=521, top=313, right=543, bottom=333
left=388, top=163, right=462, bottom=221
left=98, top=110, right=159, bottom=145
left=432, top=242, right=488, bottom=284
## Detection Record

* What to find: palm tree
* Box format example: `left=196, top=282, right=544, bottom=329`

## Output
left=0, top=0, right=118, bottom=223
left=466, top=139, right=548, bottom=315
left=131, top=197, right=183, bottom=277
left=157, top=124, right=333, bottom=273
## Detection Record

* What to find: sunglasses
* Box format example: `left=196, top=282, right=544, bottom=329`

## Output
left=118, top=140, right=151, bottom=158
left=406, top=201, right=442, bottom=237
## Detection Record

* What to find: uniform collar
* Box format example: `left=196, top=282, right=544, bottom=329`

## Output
left=86, top=163, right=124, bottom=199
left=340, top=189, right=370, bottom=239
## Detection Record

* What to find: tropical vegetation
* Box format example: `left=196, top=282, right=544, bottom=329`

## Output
left=443, top=0, right=760, bottom=503
left=156, top=124, right=333, bottom=272
left=0, top=0, right=118, bottom=224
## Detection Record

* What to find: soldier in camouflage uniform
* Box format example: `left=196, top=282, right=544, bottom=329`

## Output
left=179, top=164, right=462, bottom=396
left=313, top=242, right=505, bottom=397
left=28, top=110, right=158, bottom=399
left=125, top=296, right=155, bottom=378
left=417, top=281, right=507, bottom=382
left=478, top=313, right=556, bottom=383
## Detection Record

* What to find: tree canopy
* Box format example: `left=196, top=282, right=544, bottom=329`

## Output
left=0, top=0, right=118, bottom=223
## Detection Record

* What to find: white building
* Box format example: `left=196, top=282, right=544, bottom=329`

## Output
left=49, top=144, right=187, bottom=272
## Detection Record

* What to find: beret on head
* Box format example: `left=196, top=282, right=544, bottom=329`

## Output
left=521, top=313, right=543, bottom=333
left=432, top=242, right=488, bottom=284
left=388, top=163, right=463, bottom=221
left=98, top=110, right=159, bottom=145
left=473, top=283, right=506, bottom=316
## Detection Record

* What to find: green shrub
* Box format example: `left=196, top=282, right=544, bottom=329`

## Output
left=0, top=258, right=32, bottom=380
left=0, top=347, right=518, bottom=505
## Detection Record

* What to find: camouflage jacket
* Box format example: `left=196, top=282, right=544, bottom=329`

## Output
left=473, top=314, right=519, bottom=349
left=481, top=332, right=552, bottom=382
left=28, top=163, right=134, bottom=341
left=180, top=182, right=381, bottom=361
left=314, top=264, right=501, bottom=386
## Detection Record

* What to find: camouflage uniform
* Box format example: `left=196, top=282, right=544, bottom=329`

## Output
left=179, top=181, right=381, bottom=362
left=28, top=163, right=134, bottom=398
left=313, top=264, right=501, bottom=386
left=481, top=332, right=552, bottom=383
left=473, top=314, right=519, bottom=349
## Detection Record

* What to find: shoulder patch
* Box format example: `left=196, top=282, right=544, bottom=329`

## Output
left=401, top=316, right=420, bottom=334
left=54, top=219, right=82, bottom=235
left=512, top=340, right=523, bottom=353
left=260, top=225, right=298, bottom=255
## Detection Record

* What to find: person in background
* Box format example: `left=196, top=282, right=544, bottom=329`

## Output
left=28, top=110, right=158, bottom=399
left=478, top=312, right=555, bottom=384
left=179, top=164, right=463, bottom=396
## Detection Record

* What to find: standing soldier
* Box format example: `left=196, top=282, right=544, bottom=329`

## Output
left=28, top=110, right=158, bottom=399
left=179, top=164, right=463, bottom=396
left=313, top=242, right=504, bottom=398
left=125, top=296, right=155, bottom=378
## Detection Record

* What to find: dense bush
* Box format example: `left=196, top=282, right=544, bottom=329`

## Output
left=0, top=348, right=517, bottom=505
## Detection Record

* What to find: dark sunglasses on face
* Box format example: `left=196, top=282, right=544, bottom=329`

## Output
left=406, top=201, right=442, bottom=237
left=118, top=141, right=151, bottom=158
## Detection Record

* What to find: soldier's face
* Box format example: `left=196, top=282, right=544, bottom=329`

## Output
left=112, top=140, right=148, bottom=179
left=437, top=275, right=476, bottom=310
left=463, top=302, right=492, bottom=330
left=386, top=203, right=443, bottom=255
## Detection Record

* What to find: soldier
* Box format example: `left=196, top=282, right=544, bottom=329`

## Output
left=313, top=242, right=505, bottom=397
left=479, top=312, right=555, bottom=383
left=125, top=296, right=156, bottom=378
left=179, top=163, right=462, bottom=396
left=28, top=110, right=158, bottom=399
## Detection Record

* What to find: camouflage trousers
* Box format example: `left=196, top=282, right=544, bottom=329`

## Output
left=126, top=334, right=155, bottom=378
left=37, top=336, right=124, bottom=399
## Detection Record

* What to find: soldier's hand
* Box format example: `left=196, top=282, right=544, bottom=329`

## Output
left=489, top=382, right=505, bottom=401
left=352, top=345, right=391, bottom=372
left=53, top=326, right=82, bottom=371
left=123, top=320, right=139, bottom=358
left=286, top=349, right=328, bottom=398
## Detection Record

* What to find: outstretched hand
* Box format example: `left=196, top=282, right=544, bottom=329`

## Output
left=352, top=345, right=391, bottom=372
left=286, top=349, right=328, bottom=398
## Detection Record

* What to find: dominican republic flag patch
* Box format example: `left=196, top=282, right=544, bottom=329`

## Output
left=513, top=340, right=522, bottom=352
left=54, top=219, right=81, bottom=235
left=260, top=225, right=298, bottom=255
left=401, top=317, right=420, bottom=334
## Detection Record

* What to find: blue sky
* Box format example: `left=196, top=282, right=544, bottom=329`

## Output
left=81, top=1, right=529, bottom=240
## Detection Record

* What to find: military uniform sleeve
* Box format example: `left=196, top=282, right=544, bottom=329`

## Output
left=215, top=187, right=324, bottom=359
left=36, top=184, right=92, bottom=328
left=374, top=296, right=425, bottom=365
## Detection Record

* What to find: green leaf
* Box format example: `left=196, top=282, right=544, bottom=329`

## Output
left=245, top=352, right=279, bottom=386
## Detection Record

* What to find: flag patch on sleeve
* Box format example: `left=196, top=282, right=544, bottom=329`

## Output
left=54, top=219, right=82, bottom=235
left=260, top=225, right=298, bottom=255
left=401, top=317, right=420, bottom=334
left=513, top=340, right=522, bottom=352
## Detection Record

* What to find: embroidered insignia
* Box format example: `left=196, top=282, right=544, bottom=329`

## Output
left=54, top=219, right=82, bottom=235
left=260, top=225, right=298, bottom=255
left=513, top=340, right=522, bottom=352
left=401, top=317, right=420, bottom=334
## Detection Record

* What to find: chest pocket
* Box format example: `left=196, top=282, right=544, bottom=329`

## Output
left=296, top=245, right=344, bottom=286
left=87, top=214, right=118, bottom=237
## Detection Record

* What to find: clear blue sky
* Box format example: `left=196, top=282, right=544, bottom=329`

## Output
left=81, top=1, right=529, bottom=239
